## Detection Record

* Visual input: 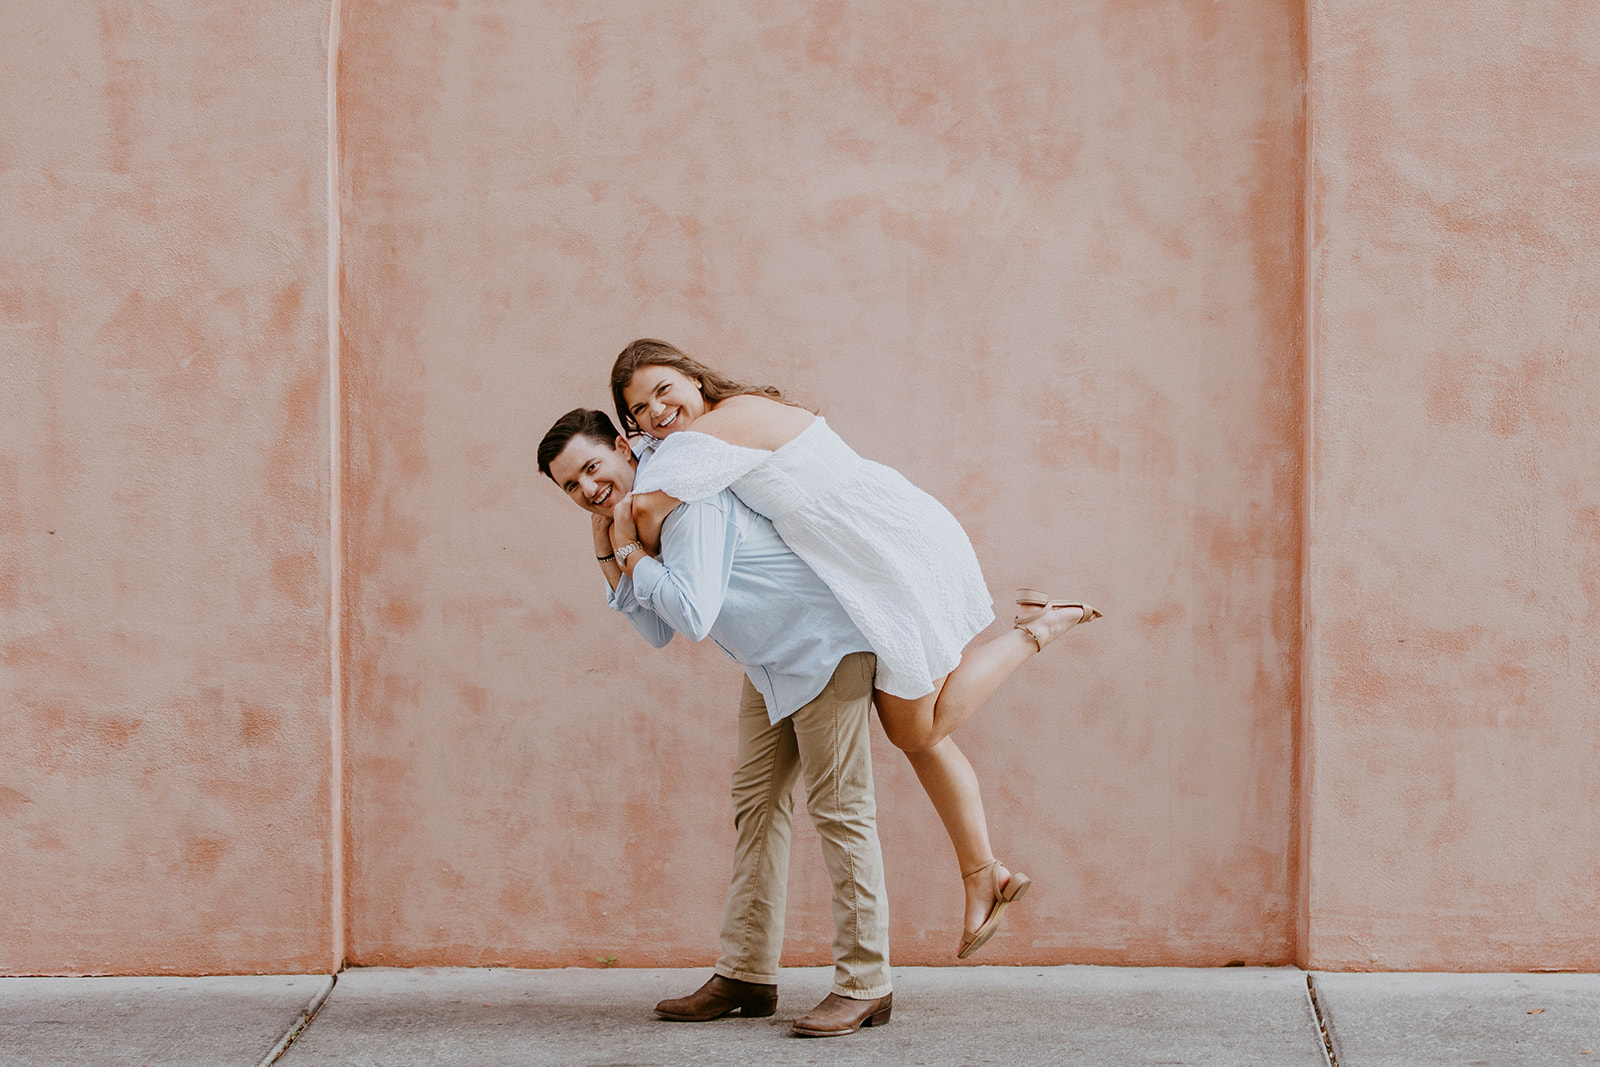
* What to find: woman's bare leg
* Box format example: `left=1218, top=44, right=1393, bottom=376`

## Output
left=875, top=605, right=1088, bottom=753
left=874, top=603, right=1088, bottom=937
left=898, top=737, right=1016, bottom=936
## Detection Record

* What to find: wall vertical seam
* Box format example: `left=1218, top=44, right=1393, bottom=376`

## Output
left=1296, top=0, right=1318, bottom=970
left=326, top=0, right=346, bottom=972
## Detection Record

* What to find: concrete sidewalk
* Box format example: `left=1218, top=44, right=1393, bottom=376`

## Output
left=1, top=966, right=1596, bottom=1067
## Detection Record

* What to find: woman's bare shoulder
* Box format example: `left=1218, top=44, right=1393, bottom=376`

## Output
left=699, top=395, right=815, bottom=450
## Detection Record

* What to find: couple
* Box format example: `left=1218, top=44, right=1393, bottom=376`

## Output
left=539, top=339, right=1100, bottom=1037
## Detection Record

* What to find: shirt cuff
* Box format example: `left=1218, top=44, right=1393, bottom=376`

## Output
left=607, top=572, right=639, bottom=611
left=628, top=555, right=665, bottom=604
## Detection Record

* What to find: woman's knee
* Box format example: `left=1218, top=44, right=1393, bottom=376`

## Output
left=880, top=717, right=941, bottom=753
left=875, top=689, right=946, bottom=753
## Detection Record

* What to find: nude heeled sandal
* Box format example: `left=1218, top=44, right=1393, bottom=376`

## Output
left=958, top=859, right=1032, bottom=959
left=1014, top=589, right=1102, bottom=652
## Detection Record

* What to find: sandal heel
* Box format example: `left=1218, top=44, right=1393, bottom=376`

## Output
left=1001, top=871, right=1032, bottom=903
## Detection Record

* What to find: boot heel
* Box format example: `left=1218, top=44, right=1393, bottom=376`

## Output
left=865, top=1002, right=892, bottom=1027
left=740, top=996, right=777, bottom=1018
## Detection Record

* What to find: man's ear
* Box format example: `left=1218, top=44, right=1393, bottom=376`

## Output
left=614, top=435, right=631, bottom=454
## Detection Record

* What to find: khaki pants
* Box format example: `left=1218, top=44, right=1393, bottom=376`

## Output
left=713, top=651, right=892, bottom=999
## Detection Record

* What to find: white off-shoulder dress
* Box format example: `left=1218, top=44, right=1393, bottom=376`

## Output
left=632, top=416, right=994, bottom=699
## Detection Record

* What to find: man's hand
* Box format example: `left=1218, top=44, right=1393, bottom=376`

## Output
left=611, top=494, right=640, bottom=550
left=592, top=509, right=615, bottom=557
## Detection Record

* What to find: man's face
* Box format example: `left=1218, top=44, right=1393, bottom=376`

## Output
left=548, top=434, right=636, bottom=515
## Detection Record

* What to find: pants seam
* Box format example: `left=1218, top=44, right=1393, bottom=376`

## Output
left=831, top=662, right=864, bottom=991
left=731, top=721, right=789, bottom=976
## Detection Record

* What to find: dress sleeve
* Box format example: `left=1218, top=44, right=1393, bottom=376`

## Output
left=631, top=432, right=770, bottom=503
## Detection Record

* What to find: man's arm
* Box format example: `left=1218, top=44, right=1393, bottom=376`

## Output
left=613, top=494, right=739, bottom=642
left=591, top=499, right=675, bottom=647
left=606, top=572, right=676, bottom=648
left=592, top=509, right=626, bottom=591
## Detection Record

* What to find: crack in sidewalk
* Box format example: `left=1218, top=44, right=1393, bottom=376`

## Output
left=1306, top=972, right=1339, bottom=1067
left=258, top=973, right=337, bottom=1067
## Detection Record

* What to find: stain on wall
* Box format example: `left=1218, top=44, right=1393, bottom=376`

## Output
left=0, top=1, right=333, bottom=974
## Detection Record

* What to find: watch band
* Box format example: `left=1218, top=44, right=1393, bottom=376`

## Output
left=615, top=541, right=643, bottom=567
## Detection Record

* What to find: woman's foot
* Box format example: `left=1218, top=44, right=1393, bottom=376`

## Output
left=962, top=858, right=1011, bottom=937
left=959, top=858, right=1031, bottom=957
left=1014, top=602, right=1097, bottom=652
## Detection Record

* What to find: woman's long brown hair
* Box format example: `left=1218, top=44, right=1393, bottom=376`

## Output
left=610, top=339, right=797, bottom=436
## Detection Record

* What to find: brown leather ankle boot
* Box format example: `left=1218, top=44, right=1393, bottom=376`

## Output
left=789, top=991, right=893, bottom=1036
left=654, top=973, right=778, bottom=1021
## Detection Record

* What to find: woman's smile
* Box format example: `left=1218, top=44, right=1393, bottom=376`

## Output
left=623, top=364, right=706, bottom=437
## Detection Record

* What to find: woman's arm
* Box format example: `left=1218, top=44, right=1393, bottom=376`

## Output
left=629, top=490, right=679, bottom=554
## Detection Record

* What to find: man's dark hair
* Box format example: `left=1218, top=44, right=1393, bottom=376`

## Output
left=538, top=408, right=623, bottom=481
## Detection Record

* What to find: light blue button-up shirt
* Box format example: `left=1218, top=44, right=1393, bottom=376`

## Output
left=607, top=488, right=872, bottom=724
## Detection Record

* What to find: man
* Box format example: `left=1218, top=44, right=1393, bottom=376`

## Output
left=537, top=408, right=893, bottom=1037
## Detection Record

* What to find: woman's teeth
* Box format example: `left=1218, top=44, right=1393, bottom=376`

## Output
left=659, top=411, right=678, bottom=429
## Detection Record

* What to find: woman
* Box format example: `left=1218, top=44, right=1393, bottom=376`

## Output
left=611, top=339, right=1100, bottom=958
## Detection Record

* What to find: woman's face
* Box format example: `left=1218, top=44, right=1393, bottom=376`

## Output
left=623, top=364, right=707, bottom=437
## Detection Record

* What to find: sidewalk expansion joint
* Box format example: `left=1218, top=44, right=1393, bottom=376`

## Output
left=1305, top=972, right=1339, bottom=1067
left=257, top=973, right=337, bottom=1067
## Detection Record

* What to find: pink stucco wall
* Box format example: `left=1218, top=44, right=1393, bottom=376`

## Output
left=337, top=0, right=1304, bottom=968
left=0, top=2, right=334, bottom=973
left=1303, top=0, right=1600, bottom=970
left=3, top=0, right=1594, bottom=977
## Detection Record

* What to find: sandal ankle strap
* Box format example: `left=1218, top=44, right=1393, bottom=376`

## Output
left=961, top=858, right=1002, bottom=880
left=1015, top=620, right=1045, bottom=652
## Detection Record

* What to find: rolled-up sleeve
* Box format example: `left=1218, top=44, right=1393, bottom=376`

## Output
left=629, top=499, right=740, bottom=642
left=606, top=573, right=675, bottom=648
